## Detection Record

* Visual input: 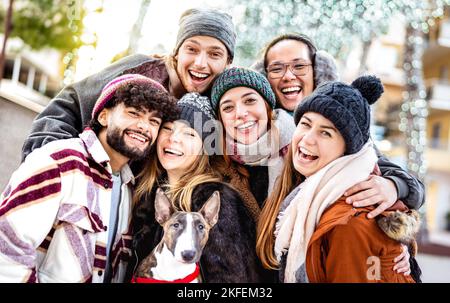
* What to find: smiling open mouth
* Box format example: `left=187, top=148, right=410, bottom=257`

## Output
left=236, top=121, right=256, bottom=131
left=189, top=70, right=210, bottom=82
left=125, top=130, right=149, bottom=144
left=164, top=148, right=184, bottom=156
left=298, top=146, right=319, bottom=161
left=281, top=86, right=302, bottom=96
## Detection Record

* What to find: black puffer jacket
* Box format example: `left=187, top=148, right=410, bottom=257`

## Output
left=126, top=182, right=265, bottom=283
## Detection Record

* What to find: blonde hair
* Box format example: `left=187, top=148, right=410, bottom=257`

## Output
left=133, top=153, right=162, bottom=206
left=163, top=152, right=220, bottom=211
left=133, top=146, right=220, bottom=211
left=256, top=145, right=303, bottom=269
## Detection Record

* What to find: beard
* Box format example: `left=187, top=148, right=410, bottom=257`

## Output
left=106, top=126, right=153, bottom=161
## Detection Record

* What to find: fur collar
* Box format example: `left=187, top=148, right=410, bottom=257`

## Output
left=375, top=205, right=421, bottom=245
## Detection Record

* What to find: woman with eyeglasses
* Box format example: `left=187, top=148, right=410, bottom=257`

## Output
left=252, top=33, right=338, bottom=114
left=264, top=34, right=317, bottom=113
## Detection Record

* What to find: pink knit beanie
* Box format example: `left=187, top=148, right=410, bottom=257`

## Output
left=92, top=74, right=167, bottom=119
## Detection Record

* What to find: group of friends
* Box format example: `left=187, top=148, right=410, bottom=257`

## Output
left=0, top=7, right=424, bottom=283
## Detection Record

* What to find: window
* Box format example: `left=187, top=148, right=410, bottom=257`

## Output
left=431, top=122, right=441, bottom=148
left=440, top=66, right=449, bottom=81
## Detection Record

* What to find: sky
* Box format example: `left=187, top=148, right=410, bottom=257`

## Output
left=75, top=0, right=226, bottom=81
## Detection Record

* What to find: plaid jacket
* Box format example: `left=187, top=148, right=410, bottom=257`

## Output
left=0, top=129, right=134, bottom=282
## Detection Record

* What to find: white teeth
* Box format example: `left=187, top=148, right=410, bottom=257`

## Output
left=281, top=86, right=301, bottom=93
left=299, top=147, right=316, bottom=157
left=236, top=121, right=256, bottom=130
left=190, top=71, right=209, bottom=78
left=127, top=132, right=147, bottom=143
left=164, top=148, right=184, bottom=156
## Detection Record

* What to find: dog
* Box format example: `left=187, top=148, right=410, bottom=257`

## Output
left=133, top=188, right=220, bottom=283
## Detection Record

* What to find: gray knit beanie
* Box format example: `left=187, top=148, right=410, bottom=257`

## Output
left=294, top=75, right=384, bottom=155
left=173, top=8, right=236, bottom=60
left=211, top=67, right=276, bottom=113
left=177, top=93, right=221, bottom=155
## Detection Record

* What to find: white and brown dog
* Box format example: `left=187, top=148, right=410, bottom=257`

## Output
left=133, top=188, right=220, bottom=283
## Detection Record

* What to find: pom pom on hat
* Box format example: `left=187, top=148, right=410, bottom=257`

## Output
left=351, top=75, right=384, bottom=105
left=294, top=75, right=384, bottom=155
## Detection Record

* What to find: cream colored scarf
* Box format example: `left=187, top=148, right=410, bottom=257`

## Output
left=274, top=141, right=378, bottom=283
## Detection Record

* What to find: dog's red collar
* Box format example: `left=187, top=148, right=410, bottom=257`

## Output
left=132, top=263, right=200, bottom=283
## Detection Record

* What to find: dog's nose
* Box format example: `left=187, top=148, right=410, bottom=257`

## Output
left=181, top=250, right=196, bottom=262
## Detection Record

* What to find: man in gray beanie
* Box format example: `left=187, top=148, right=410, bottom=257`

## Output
left=21, top=7, right=236, bottom=162
left=167, top=8, right=236, bottom=99
left=174, top=8, right=236, bottom=60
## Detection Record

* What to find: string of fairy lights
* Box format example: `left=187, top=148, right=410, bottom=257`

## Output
left=398, top=0, right=448, bottom=181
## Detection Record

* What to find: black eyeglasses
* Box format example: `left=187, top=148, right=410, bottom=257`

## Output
left=266, top=61, right=312, bottom=79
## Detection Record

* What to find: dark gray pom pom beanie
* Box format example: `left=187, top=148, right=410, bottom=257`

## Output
left=294, top=75, right=384, bottom=154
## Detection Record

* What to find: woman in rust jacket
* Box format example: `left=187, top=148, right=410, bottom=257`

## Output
left=258, top=75, right=419, bottom=283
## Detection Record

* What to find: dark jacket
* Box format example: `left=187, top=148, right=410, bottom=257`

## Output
left=21, top=54, right=169, bottom=161
left=126, top=182, right=265, bottom=283
left=375, top=148, right=425, bottom=210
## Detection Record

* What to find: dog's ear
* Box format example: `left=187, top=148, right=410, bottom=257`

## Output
left=199, top=191, right=221, bottom=228
left=155, top=188, right=174, bottom=225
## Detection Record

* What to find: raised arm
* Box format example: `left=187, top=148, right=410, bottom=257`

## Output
left=344, top=145, right=425, bottom=214
left=376, top=148, right=425, bottom=209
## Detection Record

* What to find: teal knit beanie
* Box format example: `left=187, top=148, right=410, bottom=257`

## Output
left=210, top=67, right=276, bottom=113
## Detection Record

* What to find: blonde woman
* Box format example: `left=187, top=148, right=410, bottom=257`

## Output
left=127, top=93, right=262, bottom=283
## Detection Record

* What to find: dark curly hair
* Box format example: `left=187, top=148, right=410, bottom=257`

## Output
left=89, top=82, right=179, bottom=133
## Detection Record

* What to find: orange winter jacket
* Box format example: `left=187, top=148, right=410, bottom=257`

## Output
left=305, top=197, right=417, bottom=283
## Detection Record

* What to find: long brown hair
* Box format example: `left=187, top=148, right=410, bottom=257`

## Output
left=256, top=145, right=303, bottom=269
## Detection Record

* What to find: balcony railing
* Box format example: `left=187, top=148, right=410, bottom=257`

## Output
left=383, top=138, right=450, bottom=173
left=426, top=79, right=450, bottom=111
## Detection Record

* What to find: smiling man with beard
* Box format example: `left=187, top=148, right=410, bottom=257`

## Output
left=0, top=74, right=178, bottom=283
